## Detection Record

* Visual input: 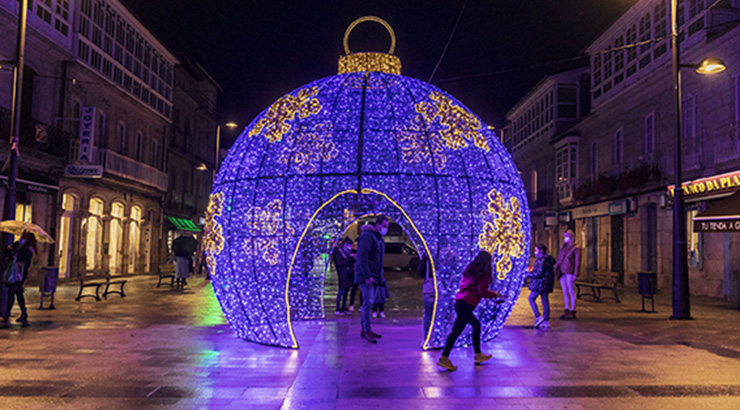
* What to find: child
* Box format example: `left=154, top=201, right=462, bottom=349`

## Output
left=527, top=243, right=555, bottom=329
left=437, top=250, right=504, bottom=371
left=372, top=269, right=390, bottom=318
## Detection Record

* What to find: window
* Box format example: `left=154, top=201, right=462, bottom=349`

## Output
left=152, top=139, right=159, bottom=169
left=96, top=110, right=107, bottom=150
left=589, top=142, right=597, bottom=176
left=614, top=36, right=624, bottom=73
left=531, top=170, right=538, bottom=202
left=117, top=121, right=127, bottom=155
left=639, top=13, right=652, bottom=55
left=555, top=139, right=579, bottom=201
left=613, top=128, right=623, bottom=165
left=86, top=198, right=104, bottom=272
left=654, top=1, right=668, bottom=39
left=644, top=113, right=655, bottom=154
left=128, top=206, right=142, bottom=273
left=626, top=25, right=637, bottom=63
left=136, top=131, right=144, bottom=162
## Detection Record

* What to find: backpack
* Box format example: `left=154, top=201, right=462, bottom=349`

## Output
left=3, top=255, right=22, bottom=285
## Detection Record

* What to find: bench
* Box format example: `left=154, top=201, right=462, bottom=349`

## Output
left=157, top=263, right=176, bottom=288
left=575, top=270, right=621, bottom=303
left=76, top=276, right=128, bottom=301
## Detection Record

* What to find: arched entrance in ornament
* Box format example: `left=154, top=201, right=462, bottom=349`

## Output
left=284, top=189, right=439, bottom=349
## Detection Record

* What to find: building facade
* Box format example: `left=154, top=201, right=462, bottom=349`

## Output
left=165, top=56, right=220, bottom=257
left=0, top=0, right=216, bottom=284
left=506, top=0, right=740, bottom=299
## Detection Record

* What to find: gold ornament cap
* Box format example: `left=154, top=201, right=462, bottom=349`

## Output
left=338, top=16, right=402, bottom=75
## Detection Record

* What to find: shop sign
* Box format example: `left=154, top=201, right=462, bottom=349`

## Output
left=78, top=106, right=96, bottom=163
left=65, top=164, right=104, bottom=178
left=608, top=200, right=630, bottom=216
left=545, top=211, right=557, bottom=226
left=571, top=202, right=611, bottom=219
left=667, top=170, right=740, bottom=199
left=694, top=219, right=740, bottom=232
left=558, top=211, right=571, bottom=223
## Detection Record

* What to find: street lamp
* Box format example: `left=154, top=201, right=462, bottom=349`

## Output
left=670, top=0, right=726, bottom=320
left=2, top=0, right=28, bottom=234
left=214, top=122, right=238, bottom=182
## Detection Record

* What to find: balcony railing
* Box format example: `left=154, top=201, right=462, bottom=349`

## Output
left=97, top=149, right=168, bottom=192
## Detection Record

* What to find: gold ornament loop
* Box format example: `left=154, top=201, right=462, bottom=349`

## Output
left=343, top=16, right=396, bottom=55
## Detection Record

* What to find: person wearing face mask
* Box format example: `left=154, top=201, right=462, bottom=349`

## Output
left=354, top=215, right=389, bottom=344
left=331, top=237, right=355, bottom=315
left=554, top=230, right=580, bottom=320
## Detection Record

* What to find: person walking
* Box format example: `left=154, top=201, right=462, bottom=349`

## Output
left=331, top=238, right=355, bottom=315
left=355, top=215, right=389, bottom=344
left=555, top=230, right=580, bottom=320
left=437, top=250, right=505, bottom=371
left=2, top=232, right=36, bottom=328
left=418, top=253, right=435, bottom=338
left=527, top=243, right=555, bottom=329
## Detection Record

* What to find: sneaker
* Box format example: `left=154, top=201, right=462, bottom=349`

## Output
left=372, top=312, right=378, bottom=318
left=369, top=331, right=382, bottom=339
left=437, top=356, right=457, bottom=371
left=559, top=309, right=570, bottom=320
left=539, top=320, right=550, bottom=329
left=380, top=312, right=386, bottom=318
left=16, top=314, right=27, bottom=323
left=334, top=310, right=343, bottom=316
left=474, top=352, right=492, bottom=364
left=534, top=316, right=545, bottom=328
left=349, top=306, right=354, bottom=312
left=361, top=332, right=377, bottom=344
left=568, top=310, right=576, bottom=320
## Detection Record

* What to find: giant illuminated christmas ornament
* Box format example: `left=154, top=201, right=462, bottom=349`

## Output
left=205, top=16, right=530, bottom=349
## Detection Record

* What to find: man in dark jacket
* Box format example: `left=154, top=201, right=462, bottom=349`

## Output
left=355, top=215, right=389, bottom=343
left=331, top=238, right=355, bottom=315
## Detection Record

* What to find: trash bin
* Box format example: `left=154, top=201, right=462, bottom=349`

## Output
left=40, top=267, right=58, bottom=309
left=637, top=271, right=657, bottom=313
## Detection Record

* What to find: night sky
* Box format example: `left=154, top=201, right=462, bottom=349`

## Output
left=120, top=0, right=638, bottom=147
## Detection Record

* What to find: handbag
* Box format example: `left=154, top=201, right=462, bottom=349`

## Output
left=4, top=256, right=22, bottom=285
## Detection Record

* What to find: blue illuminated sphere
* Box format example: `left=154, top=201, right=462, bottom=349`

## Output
left=207, top=66, right=530, bottom=349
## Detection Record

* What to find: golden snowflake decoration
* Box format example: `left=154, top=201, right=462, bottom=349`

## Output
left=248, top=86, right=322, bottom=143
left=396, top=92, right=490, bottom=171
left=278, top=122, right=338, bottom=174
left=396, top=115, right=449, bottom=170
left=204, top=193, right=225, bottom=275
left=478, top=188, right=524, bottom=280
left=243, top=199, right=295, bottom=266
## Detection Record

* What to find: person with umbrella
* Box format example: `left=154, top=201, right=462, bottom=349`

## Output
left=172, top=233, right=197, bottom=287
left=2, top=232, right=37, bottom=328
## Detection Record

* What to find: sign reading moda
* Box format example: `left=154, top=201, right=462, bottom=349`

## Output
left=78, top=106, right=96, bottom=163
left=667, top=169, right=740, bottom=199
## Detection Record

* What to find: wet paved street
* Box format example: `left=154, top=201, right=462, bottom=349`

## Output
left=2, top=271, right=740, bottom=409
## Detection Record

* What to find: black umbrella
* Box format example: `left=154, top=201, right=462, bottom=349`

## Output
left=173, top=235, right=198, bottom=257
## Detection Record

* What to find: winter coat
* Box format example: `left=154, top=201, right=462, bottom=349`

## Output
left=555, top=242, right=580, bottom=277
left=456, top=274, right=499, bottom=308
left=528, top=255, right=555, bottom=294
left=354, top=225, right=384, bottom=284
left=332, top=247, right=355, bottom=289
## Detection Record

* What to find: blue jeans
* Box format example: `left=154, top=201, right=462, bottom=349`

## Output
left=359, top=282, right=375, bottom=334
left=423, top=299, right=434, bottom=338
left=528, top=290, right=550, bottom=320
left=336, top=287, right=349, bottom=311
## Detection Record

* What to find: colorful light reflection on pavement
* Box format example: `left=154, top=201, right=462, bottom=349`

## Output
left=1, top=273, right=740, bottom=409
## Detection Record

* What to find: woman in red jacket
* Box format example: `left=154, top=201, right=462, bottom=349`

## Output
left=437, top=250, right=504, bottom=371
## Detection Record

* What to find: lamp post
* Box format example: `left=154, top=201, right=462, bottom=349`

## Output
left=213, top=122, right=237, bottom=183
left=670, top=0, right=725, bottom=320
left=3, top=0, right=28, bottom=230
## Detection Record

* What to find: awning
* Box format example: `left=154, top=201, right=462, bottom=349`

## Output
left=694, top=190, right=740, bottom=232
left=166, top=216, right=201, bottom=232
